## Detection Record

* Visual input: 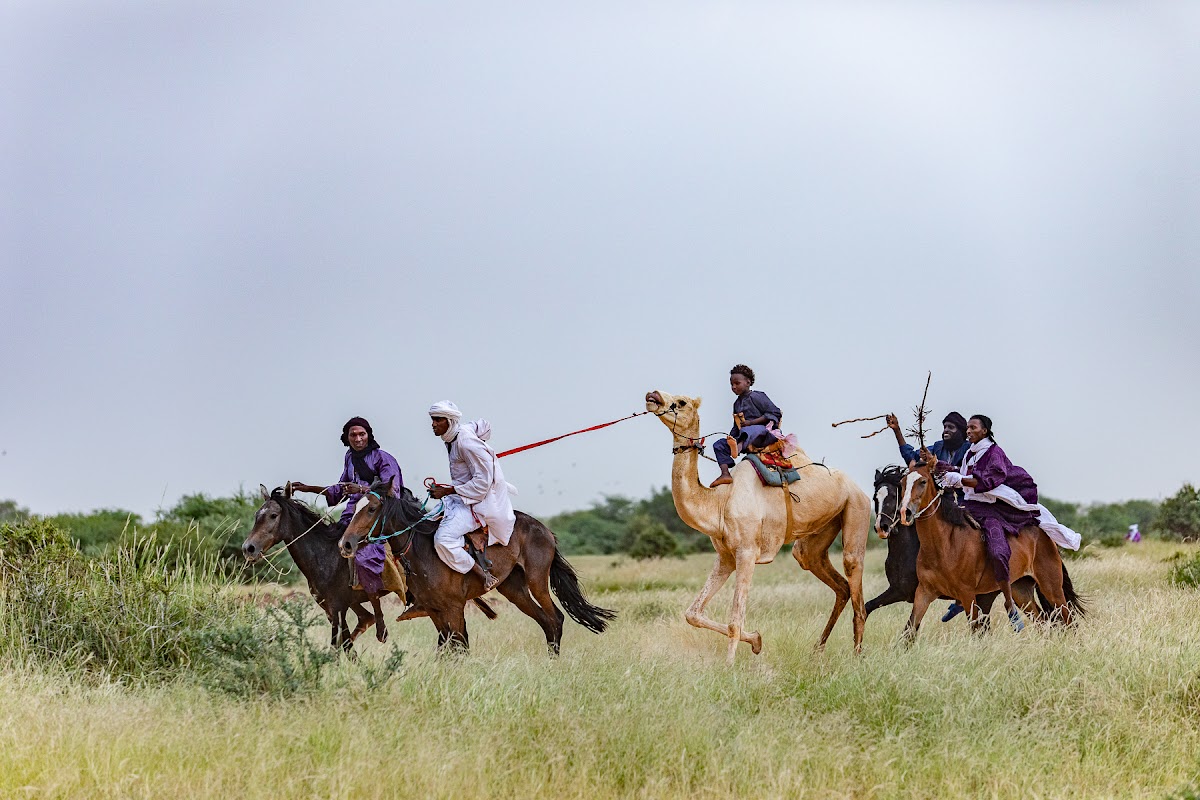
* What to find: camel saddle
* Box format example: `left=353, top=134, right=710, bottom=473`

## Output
left=743, top=453, right=802, bottom=487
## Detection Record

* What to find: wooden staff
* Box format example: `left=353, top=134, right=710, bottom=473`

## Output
left=831, top=414, right=890, bottom=439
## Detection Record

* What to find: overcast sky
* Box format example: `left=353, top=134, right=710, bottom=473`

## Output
left=2, top=2, right=1197, bottom=523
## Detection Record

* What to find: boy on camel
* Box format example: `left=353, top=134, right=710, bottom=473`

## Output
left=710, top=364, right=783, bottom=488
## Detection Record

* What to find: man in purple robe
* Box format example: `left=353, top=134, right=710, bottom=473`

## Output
left=291, top=416, right=403, bottom=594
left=934, top=414, right=1039, bottom=632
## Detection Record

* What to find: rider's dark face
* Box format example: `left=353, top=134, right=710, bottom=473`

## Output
left=347, top=426, right=369, bottom=451
left=431, top=417, right=451, bottom=437
left=729, top=373, right=751, bottom=396
left=942, top=422, right=959, bottom=442
left=966, top=418, right=988, bottom=444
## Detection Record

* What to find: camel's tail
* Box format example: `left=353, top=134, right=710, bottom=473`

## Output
left=549, top=549, right=617, bottom=634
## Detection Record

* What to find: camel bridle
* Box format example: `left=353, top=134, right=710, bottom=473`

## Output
left=653, top=401, right=721, bottom=461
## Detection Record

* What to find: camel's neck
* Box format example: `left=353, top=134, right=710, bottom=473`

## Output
left=670, top=447, right=721, bottom=538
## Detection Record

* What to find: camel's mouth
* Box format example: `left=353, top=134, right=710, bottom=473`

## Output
left=645, top=390, right=664, bottom=411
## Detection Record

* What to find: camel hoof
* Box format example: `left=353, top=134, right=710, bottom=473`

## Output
left=750, top=632, right=763, bottom=655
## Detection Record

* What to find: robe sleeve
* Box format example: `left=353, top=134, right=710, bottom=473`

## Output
left=755, top=392, right=783, bottom=427
left=899, top=443, right=919, bottom=465
left=324, top=455, right=353, bottom=506
left=970, top=445, right=1012, bottom=494
left=452, top=436, right=496, bottom=504
left=374, top=450, right=404, bottom=497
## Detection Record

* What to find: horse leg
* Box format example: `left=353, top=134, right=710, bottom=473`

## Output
left=520, top=558, right=567, bottom=655
left=370, top=594, right=388, bottom=643
left=337, top=609, right=354, bottom=653
left=903, top=583, right=937, bottom=645
left=1034, top=547, right=1073, bottom=627
left=497, top=571, right=562, bottom=655
left=865, top=584, right=913, bottom=618
left=348, top=603, right=375, bottom=642
left=1011, top=577, right=1045, bottom=622
left=685, top=550, right=758, bottom=650
left=725, top=548, right=760, bottom=665
left=441, top=605, right=469, bottom=653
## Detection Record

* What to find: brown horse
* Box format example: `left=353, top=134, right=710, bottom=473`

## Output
left=339, top=482, right=615, bottom=653
left=897, top=458, right=1083, bottom=641
left=242, top=484, right=498, bottom=652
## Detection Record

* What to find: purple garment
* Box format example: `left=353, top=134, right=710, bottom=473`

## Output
left=963, top=442, right=1040, bottom=582
left=354, top=541, right=388, bottom=594
left=324, top=447, right=403, bottom=527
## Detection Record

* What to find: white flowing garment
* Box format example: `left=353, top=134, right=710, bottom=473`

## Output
left=939, top=439, right=1081, bottom=551
left=446, top=420, right=517, bottom=547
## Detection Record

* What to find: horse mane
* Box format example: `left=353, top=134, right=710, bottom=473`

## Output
left=875, top=465, right=906, bottom=487
left=937, top=491, right=981, bottom=530
left=379, top=486, right=440, bottom=535
left=270, top=487, right=334, bottom=532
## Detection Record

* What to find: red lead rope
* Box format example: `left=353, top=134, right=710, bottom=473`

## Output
left=495, top=410, right=654, bottom=458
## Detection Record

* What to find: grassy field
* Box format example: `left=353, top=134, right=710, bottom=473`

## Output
left=2, top=541, right=1199, bottom=799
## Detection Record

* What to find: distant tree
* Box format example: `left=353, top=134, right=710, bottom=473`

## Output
left=1158, top=484, right=1200, bottom=542
left=1041, top=497, right=1080, bottom=529
left=627, top=514, right=681, bottom=560
left=0, top=499, right=29, bottom=524
left=633, top=486, right=709, bottom=553
left=48, top=508, right=142, bottom=556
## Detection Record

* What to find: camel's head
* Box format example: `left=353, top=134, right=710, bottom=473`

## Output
left=898, top=456, right=937, bottom=526
left=645, top=390, right=702, bottom=437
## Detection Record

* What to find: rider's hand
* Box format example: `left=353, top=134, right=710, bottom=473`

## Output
left=430, top=484, right=455, bottom=500
left=886, top=413, right=899, bottom=430
left=290, top=482, right=315, bottom=494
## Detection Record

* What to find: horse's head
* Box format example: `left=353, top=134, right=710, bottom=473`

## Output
left=645, top=390, right=702, bottom=439
left=872, top=466, right=907, bottom=539
left=898, top=457, right=938, bottom=526
left=339, top=479, right=391, bottom=559
left=242, top=483, right=291, bottom=562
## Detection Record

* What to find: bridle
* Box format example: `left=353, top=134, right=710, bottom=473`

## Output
left=653, top=401, right=722, bottom=462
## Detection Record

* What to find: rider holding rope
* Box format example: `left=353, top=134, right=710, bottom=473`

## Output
left=427, top=401, right=517, bottom=593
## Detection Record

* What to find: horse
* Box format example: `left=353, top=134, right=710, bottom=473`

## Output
left=897, top=458, right=1084, bottom=642
left=869, top=466, right=1062, bottom=626
left=339, top=481, right=615, bottom=653
left=242, top=484, right=497, bottom=652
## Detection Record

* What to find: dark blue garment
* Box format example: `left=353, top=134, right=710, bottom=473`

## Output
left=712, top=426, right=777, bottom=468
left=728, top=391, right=782, bottom=438
left=899, top=438, right=969, bottom=470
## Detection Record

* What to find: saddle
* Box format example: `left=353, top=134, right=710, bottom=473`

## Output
left=743, top=452, right=802, bottom=487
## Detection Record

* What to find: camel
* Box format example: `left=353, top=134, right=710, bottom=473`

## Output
left=645, top=390, right=872, bottom=663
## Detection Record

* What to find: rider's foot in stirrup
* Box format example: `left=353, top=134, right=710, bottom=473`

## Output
left=482, top=571, right=500, bottom=592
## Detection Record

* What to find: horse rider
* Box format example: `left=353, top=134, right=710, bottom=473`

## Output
left=886, top=410, right=972, bottom=621
left=290, top=416, right=403, bottom=594
left=930, top=414, right=1078, bottom=632
left=710, top=364, right=784, bottom=488
left=427, top=401, right=517, bottom=592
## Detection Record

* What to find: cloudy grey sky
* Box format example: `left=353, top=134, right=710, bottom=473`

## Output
left=2, top=2, right=1197, bottom=522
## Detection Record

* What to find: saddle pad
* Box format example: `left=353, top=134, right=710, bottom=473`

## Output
left=743, top=453, right=802, bottom=487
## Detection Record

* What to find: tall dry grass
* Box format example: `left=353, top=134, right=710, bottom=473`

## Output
left=1, top=542, right=1199, bottom=799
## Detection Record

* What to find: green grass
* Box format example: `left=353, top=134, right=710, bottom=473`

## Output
left=2, top=542, right=1199, bottom=798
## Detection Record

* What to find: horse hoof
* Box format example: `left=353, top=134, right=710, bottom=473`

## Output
left=377, top=629, right=389, bottom=643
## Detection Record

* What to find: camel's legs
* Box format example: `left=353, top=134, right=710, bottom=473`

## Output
left=685, top=550, right=759, bottom=651
left=903, top=582, right=937, bottom=644
left=791, top=529, right=850, bottom=652
left=725, top=548, right=760, bottom=665
left=839, top=499, right=871, bottom=654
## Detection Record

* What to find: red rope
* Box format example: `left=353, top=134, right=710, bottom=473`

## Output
left=495, top=410, right=653, bottom=458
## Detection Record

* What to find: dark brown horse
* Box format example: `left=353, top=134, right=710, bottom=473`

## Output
left=869, top=465, right=1062, bottom=626
left=339, top=481, right=615, bottom=653
left=242, top=484, right=497, bottom=652
left=897, top=459, right=1084, bottom=642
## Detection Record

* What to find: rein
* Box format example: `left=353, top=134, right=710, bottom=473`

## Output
left=654, top=403, right=721, bottom=463
left=495, top=410, right=656, bottom=458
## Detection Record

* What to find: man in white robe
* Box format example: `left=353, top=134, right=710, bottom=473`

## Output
left=427, top=400, right=517, bottom=592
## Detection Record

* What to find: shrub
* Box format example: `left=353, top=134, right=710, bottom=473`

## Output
left=627, top=515, right=681, bottom=560
left=0, top=518, right=340, bottom=694
left=1168, top=551, right=1200, bottom=589
left=1159, top=484, right=1200, bottom=542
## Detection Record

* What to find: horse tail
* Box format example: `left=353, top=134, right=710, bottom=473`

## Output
left=549, top=548, right=616, bottom=634
left=1059, top=562, right=1086, bottom=617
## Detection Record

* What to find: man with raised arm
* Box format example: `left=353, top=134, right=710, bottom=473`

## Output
left=426, top=401, right=517, bottom=593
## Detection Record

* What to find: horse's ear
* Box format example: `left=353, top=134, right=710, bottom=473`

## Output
left=259, top=484, right=270, bottom=501
left=875, top=469, right=882, bottom=482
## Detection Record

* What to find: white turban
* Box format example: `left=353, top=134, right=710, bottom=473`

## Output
left=429, top=400, right=462, bottom=442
